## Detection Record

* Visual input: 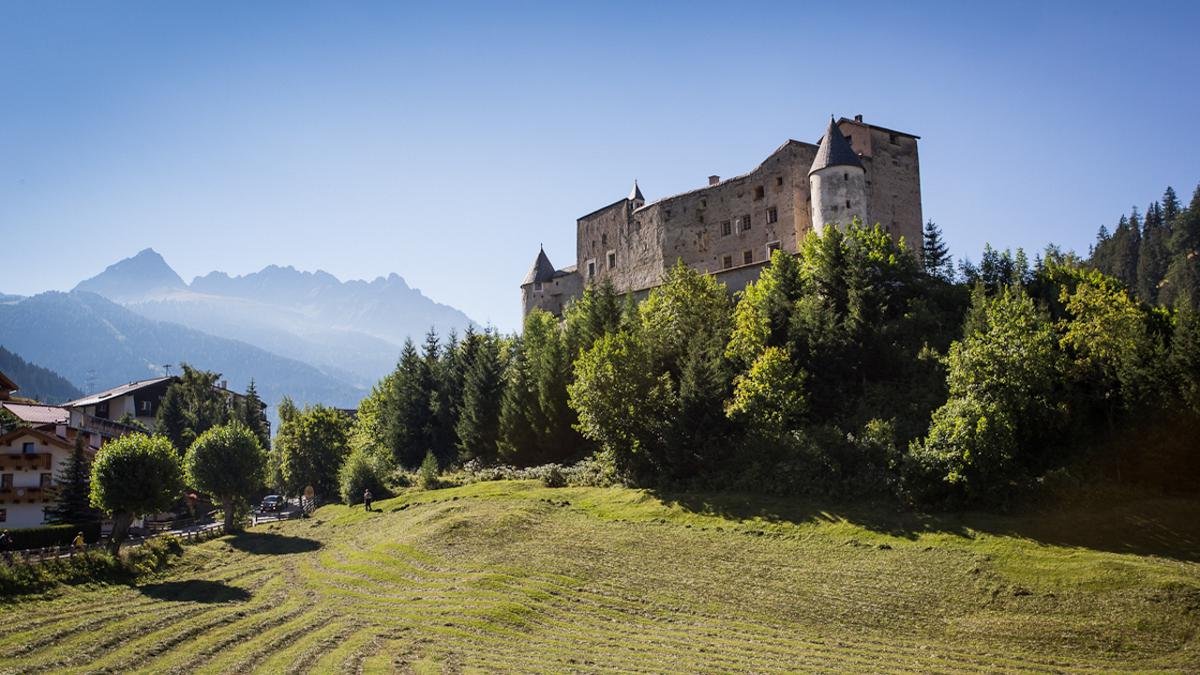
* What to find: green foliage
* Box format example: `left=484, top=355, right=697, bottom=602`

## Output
left=454, top=329, right=506, bottom=462
left=339, top=446, right=392, bottom=505
left=236, top=379, right=271, bottom=450
left=89, top=433, right=184, bottom=552
left=908, top=286, right=1062, bottom=503
left=185, top=423, right=267, bottom=532
left=922, top=220, right=953, bottom=281
left=155, top=364, right=232, bottom=452
left=1171, top=305, right=1200, bottom=415
left=570, top=261, right=732, bottom=485
left=273, top=403, right=351, bottom=500
left=0, top=535, right=184, bottom=598
left=725, top=347, right=806, bottom=442
left=419, top=450, right=441, bottom=489
left=498, top=310, right=588, bottom=466
left=381, top=339, right=436, bottom=469
left=115, top=413, right=150, bottom=434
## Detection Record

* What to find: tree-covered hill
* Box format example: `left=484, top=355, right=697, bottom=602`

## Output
left=0, top=345, right=82, bottom=403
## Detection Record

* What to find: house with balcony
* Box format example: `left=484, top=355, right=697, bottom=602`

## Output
left=0, top=426, right=89, bottom=529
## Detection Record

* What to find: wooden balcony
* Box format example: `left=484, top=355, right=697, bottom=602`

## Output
left=0, top=452, right=53, bottom=471
left=0, top=485, right=56, bottom=504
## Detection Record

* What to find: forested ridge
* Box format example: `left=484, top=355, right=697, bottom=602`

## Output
left=283, top=183, right=1200, bottom=509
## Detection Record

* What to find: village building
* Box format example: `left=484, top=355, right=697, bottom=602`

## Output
left=0, top=426, right=92, bottom=529
left=521, top=115, right=923, bottom=316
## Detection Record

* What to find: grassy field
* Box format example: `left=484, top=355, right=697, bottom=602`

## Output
left=3, top=480, right=1199, bottom=673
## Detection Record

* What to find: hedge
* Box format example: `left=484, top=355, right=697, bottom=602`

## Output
left=4, top=522, right=102, bottom=550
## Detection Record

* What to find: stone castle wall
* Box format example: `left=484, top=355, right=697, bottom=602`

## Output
left=523, top=117, right=923, bottom=317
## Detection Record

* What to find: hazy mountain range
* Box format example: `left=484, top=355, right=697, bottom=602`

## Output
left=0, top=249, right=477, bottom=411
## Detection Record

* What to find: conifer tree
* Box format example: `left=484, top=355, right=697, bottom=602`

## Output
left=455, top=329, right=506, bottom=462
left=238, top=379, right=271, bottom=450
left=156, top=384, right=189, bottom=452
left=1163, top=186, right=1181, bottom=226
left=383, top=339, right=435, bottom=468
left=45, top=433, right=99, bottom=525
left=1137, top=201, right=1170, bottom=304
left=921, top=220, right=952, bottom=281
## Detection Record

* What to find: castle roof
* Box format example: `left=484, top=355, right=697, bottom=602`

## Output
left=629, top=180, right=644, bottom=202
left=523, top=248, right=557, bottom=285
left=809, top=117, right=863, bottom=175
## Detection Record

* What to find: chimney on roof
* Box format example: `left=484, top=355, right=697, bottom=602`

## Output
left=708, top=175, right=720, bottom=186
left=854, top=114, right=863, bottom=122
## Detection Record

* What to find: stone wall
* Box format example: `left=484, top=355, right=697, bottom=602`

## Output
left=521, top=270, right=583, bottom=317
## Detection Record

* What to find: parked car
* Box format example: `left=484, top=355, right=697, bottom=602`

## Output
left=260, top=495, right=285, bottom=513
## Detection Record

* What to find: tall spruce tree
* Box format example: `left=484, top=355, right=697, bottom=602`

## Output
left=156, top=385, right=189, bottom=452
left=454, top=329, right=506, bottom=462
left=45, top=433, right=98, bottom=524
left=238, top=379, right=271, bottom=450
left=383, top=339, right=435, bottom=469
left=1163, top=186, right=1181, bottom=226
left=1136, top=201, right=1170, bottom=304
left=922, top=220, right=952, bottom=281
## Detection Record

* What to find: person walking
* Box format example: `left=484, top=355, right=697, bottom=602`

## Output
left=363, top=488, right=373, bottom=512
left=72, top=531, right=86, bottom=551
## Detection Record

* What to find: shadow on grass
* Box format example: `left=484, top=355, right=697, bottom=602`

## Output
left=225, top=531, right=322, bottom=555
left=653, top=489, right=1200, bottom=563
left=136, top=579, right=251, bottom=603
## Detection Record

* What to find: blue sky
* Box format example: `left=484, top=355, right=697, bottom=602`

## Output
left=2, top=1, right=1198, bottom=331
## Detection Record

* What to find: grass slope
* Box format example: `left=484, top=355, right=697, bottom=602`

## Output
left=3, top=480, right=1199, bottom=673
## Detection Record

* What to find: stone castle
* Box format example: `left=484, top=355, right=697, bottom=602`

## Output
left=521, top=115, right=922, bottom=317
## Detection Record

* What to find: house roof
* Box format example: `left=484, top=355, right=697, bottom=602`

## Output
left=1, top=402, right=68, bottom=426
left=0, top=426, right=75, bottom=451
left=0, top=369, right=16, bottom=395
left=523, top=248, right=558, bottom=285
left=810, top=117, right=864, bottom=176
left=62, top=376, right=173, bottom=408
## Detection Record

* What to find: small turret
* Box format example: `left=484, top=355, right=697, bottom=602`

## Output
left=629, top=180, right=645, bottom=208
left=809, top=117, right=868, bottom=233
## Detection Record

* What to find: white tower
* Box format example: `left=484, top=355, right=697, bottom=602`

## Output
left=809, top=117, right=868, bottom=233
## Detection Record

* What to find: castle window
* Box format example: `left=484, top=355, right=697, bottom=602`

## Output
left=740, top=214, right=751, bottom=232
left=754, top=186, right=764, bottom=200
left=721, top=220, right=732, bottom=237
left=722, top=255, right=733, bottom=269
left=607, top=250, right=616, bottom=269
left=776, top=176, right=783, bottom=186
left=743, top=250, right=753, bottom=265
left=587, top=259, right=596, bottom=279
left=844, top=172, right=849, bottom=181
left=845, top=200, right=851, bottom=209
left=602, top=233, right=607, bottom=246
left=766, top=207, right=778, bottom=224
left=700, top=199, right=707, bottom=208
left=533, top=282, right=543, bottom=293
left=766, top=241, right=782, bottom=256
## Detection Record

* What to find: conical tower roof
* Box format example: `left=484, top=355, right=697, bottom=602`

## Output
left=629, top=180, right=644, bottom=202
left=809, top=117, right=863, bottom=175
left=523, top=247, right=557, bottom=285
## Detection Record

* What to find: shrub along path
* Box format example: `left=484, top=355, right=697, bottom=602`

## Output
left=3, top=480, right=1199, bottom=672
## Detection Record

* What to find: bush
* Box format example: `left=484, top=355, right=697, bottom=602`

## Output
left=340, top=448, right=392, bottom=505
left=419, top=451, right=441, bottom=490
left=542, top=465, right=566, bottom=488
left=0, top=535, right=184, bottom=597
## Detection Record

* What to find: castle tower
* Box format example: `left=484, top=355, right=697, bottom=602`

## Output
left=520, top=246, right=557, bottom=316
left=808, top=117, right=868, bottom=233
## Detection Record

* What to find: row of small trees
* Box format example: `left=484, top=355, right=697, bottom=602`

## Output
left=83, top=424, right=266, bottom=552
